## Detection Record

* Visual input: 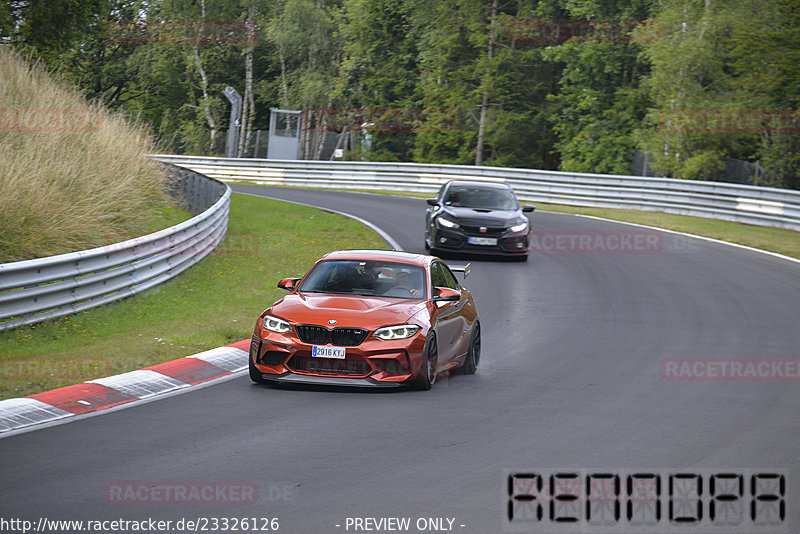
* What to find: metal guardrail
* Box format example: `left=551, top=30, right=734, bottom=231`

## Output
left=0, top=166, right=230, bottom=331
left=150, top=154, right=800, bottom=232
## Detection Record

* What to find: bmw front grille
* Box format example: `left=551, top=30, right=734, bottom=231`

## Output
left=295, top=325, right=369, bottom=346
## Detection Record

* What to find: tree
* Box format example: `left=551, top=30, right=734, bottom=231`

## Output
left=633, top=0, right=799, bottom=185
left=542, top=0, right=654, bottom=175
left=729, top=0, right=800, bottom=188
left=334, top=0, right=420, bottom=160
left=410, top=0, right=561, bottom=169
left=265, top=0, right=342, bottom=158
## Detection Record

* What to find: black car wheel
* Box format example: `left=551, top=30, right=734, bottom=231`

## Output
left=249, top=354, right=268, bottom=384
left=458, top=322, right=480, bottom=374
left=411, top=333, right=438, bottom=390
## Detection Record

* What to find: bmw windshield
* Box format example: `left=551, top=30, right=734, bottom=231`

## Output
left=298, top=260, right=427, bottom=299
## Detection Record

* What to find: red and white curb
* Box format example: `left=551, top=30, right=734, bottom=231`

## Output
left=0, top=339, right=251, bottom=435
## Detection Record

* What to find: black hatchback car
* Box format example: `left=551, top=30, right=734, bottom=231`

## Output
left=425, top=180, right=535, bottom=260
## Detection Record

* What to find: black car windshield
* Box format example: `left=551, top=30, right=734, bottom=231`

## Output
left=298, top=260, right=427, bottom=299
left=443, top=185, right=518, bottom=210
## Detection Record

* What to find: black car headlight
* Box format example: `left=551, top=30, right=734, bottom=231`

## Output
left=508, top=220, right=529, bottom=233
left=437, top=216, right=460, bottom=229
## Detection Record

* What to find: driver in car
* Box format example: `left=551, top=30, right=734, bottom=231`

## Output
left=395, top=271, right=422, bottom=297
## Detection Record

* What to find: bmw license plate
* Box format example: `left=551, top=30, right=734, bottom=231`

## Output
left=468, top=236, right=497, bottom=246
left=312, top=345, right=346, bottom=359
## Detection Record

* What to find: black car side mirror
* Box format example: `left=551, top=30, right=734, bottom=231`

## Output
left=522, top=205, right=535, bottom=213
left=426, top=198, right=439, bottom=207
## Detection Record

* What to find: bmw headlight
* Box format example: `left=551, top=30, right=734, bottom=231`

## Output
left=262, top=315, right=292, bottom=334
left=373, top=325, right=421, bottom=340
left=509, top=220, right=529, bottom=233
left=437, top=216, right=459, bottom=229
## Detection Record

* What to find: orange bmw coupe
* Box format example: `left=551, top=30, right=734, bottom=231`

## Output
left=249, top=250, right=480, bottom=390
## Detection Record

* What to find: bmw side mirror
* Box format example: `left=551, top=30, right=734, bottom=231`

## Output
left=522, top=205, right=535, bottom=213
left=426, top=198, right=439, bottom=207
left=432, top=287, right=460, bottom=302
left=277, top=277, right=301, bottom=291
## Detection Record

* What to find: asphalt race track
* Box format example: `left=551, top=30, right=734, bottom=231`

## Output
left=1, top=186, right=798, bottom=534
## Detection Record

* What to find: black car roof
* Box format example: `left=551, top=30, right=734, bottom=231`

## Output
left=444, top=180, right=512, bottom=190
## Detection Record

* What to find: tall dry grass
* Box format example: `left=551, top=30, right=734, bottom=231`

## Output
left=0, top=47, right=174, bottom=262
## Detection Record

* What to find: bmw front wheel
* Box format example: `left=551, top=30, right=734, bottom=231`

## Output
left=411, top=333, right=438, bottom=390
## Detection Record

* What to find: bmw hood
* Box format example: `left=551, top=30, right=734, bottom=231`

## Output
left=269, top=293, right=426, bottom=328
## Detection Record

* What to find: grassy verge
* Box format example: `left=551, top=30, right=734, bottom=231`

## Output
left=145, top=204, right=194, bottom=234
left=0, top=48, right=178, bottom=262
left=0, top=193, right=388, bottom=400
left=227, top=182, right=800, bottom=260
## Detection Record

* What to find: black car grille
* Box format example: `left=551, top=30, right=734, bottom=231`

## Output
left=295, top=325, right=369, bottom=346
left=460, top=225, right=505, bottom=236
left=287, top=355, right=372, bottom=376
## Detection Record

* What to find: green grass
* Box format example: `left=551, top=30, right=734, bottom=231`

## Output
left=146, top=204, right=194, bottom=234
left=0, top=193, right=388, bottom=399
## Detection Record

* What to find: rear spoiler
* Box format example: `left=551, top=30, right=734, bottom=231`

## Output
left=450, top=263, right=471, bottom=279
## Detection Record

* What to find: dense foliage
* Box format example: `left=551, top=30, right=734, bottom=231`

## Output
left=3, top=0, right=798, bottom=188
